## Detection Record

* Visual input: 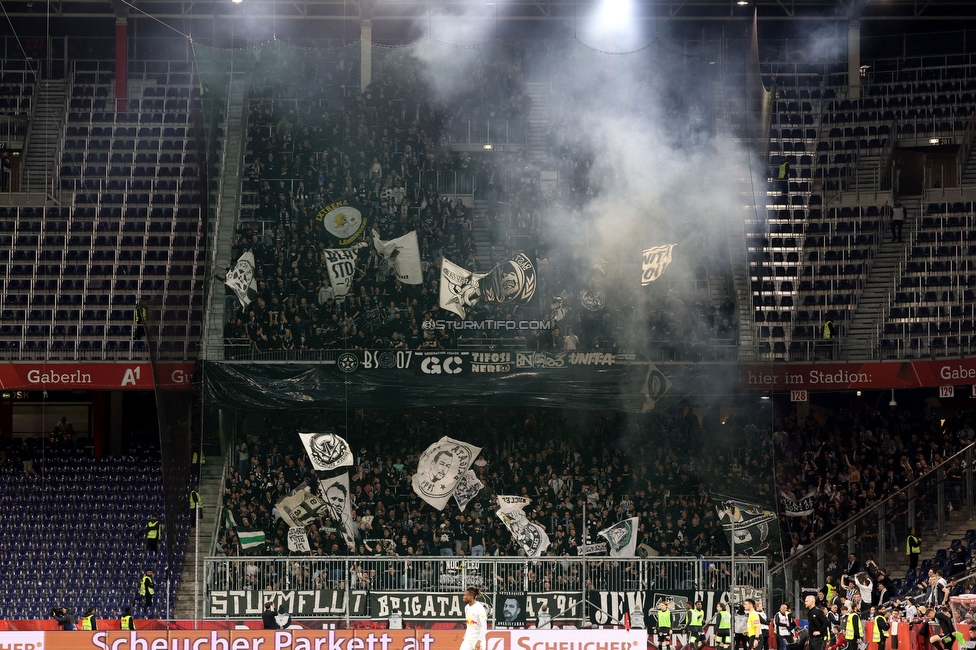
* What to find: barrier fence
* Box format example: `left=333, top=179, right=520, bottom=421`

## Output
left=203, top=556, right=769, bottom=624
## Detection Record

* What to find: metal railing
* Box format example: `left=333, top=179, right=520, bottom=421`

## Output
left=773, top=441, right=976, bottom=613
left=446, top=119, right=527, bottom=147
left=203, top=556, right=769, bottom=621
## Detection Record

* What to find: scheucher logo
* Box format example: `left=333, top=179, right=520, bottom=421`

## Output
left=486, top=631, right=509, bottom=650
left=0, top=632, right=43, bottom=650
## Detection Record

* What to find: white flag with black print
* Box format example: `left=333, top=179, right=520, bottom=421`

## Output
left=494, top=495, right=550, bottom=557
left=453, top=470, right=483, bottom=511
left=299, top=431, right=353, bottom=472
left=373, top=229, right=424, bottom=285
left=319, top=472, right=357, bottom=550
left=323, top=248, right=358, bottom=297
left=287, top=526, right=311, bottom=553
left=412, top=436, right=482, bottom=510
left=438, top=257, right=483, bottom=318
left=641, top=244, right=677, bottom=286
left=225, top=250, right=257, bottom=308
left=275, top=490, right=328, bottom=528
left=598, top=517, right=640, bottom=557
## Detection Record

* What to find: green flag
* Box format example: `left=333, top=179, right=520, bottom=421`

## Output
left=238, top=528, right=265, bottom=550
left=225, top=510, right=237, bottom=529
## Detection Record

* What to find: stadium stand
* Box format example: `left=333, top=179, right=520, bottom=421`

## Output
left=0, top=59, right=206, bottom=361
left=0, top=442, right=186, bottom=620
left=222, top=46, right=737, bottom=360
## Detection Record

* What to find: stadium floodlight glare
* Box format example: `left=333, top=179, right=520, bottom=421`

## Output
left=737, top=1, right=749, bottom=5
left=585, top=0, right=642, bottom=51
left=232, top=0, right=243, bottom=4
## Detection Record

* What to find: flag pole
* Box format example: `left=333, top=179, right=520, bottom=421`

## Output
left=730, top=509, right=736, bottom=609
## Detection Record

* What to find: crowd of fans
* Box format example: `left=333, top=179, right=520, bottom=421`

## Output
left=776, top=407, right=976, bottom=586
left=220, top=43, right=738, bottom=358
left=214, top=401, right=976, bottom=595
left=216, top=404, right=774, bottom=567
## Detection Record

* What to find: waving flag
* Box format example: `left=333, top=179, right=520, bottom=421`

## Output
left=299, top=431, right=353, bottom=472
left=453, top=470, right=484, bottom=511
left=495, top=495, right=550, bottom=557
left=598, top=517, right=640, bottom=557
left=225, top=251, right=257, bottom=308
left=412, top=436, right=482, bottom=510
left=641, top=244, right=676, bottom=286
left=319, top=472, right=357, bottom=550
left=373, top=229, right=423, bottom=285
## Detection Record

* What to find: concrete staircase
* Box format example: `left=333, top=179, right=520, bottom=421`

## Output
left=203, top=72, right=248, bottom=358
left=884, top=509, right=976, bottom=578
left=714, top=79, right=756, bottom=359
left=962, top=147, right=976, bottom=187
left=173, top=460, right=225, bottom=620
left=840, top=203, right=918, bottom=360
left=22, top=79, right=67, bottom=197
left=524, top=82, right=550, bottom=163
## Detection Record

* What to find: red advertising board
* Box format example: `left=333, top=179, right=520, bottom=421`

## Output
left=0, top=363, right=194, bottom=391
left=0, top=628, right=646, bottom=650
left=741, top=359, right=976, bottom=391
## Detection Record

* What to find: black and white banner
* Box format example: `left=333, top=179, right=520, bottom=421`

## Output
left=587, top=590, right=732, bottom=627
left=496, top=495, right=550, bottom=557
left=225, top=251, right=257, bottom=308
left=319, top=472, right=356, bottom=550
left=369, top=591, right=467, bottom=621
left=577, top=542, right=608, bottom=556
left=716, top=498, right=778, bottom=555
left=439, top=258, right=483, bottom=318
left=782, top=491, right=817, bottom=517
left=412, top=436, right=481, bottom=510
left=598, top=517, right=639, bottom=557
left=439, top=253, right=537, bottom=318
left=287, top=527, right=310, bottom=553
left=373, top=229, right=423, bottom=285
left=275, top=489, right=328, bottom=528
left=299, top=431, right=353, bottom=472
left=641, top=244, right=677, bottom=286
left=453, top=469, right=483, bottom=511
left=324, top=248, right=358, bottom=297
left=208, top=589, right=367, bottom=618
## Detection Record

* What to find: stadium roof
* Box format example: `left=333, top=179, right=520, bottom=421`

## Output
left=3, top=0, right=976, bottom=23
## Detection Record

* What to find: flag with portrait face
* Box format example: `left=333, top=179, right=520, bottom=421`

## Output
left=318, top=472, right=356, bottom=550
left=412, top=436, right=482, bottom=510
left=495, top=495, right=550, bottom=557
left=453, top=470, right=484, bottom=511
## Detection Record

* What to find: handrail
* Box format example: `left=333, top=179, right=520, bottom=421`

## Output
left=956, top=112, right=976, bottom=185
left=209, top=448, right=231, bottom=558
left=771, top=439, right=976, bottom=575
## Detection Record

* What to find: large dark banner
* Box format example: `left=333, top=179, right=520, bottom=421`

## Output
left=204, top=353, right=736, bottom=411
left=587, top=590, right=736, bottom=626
left=208, top=590, right=368, bottom=617
left=369, top=591, right=470, bottom=620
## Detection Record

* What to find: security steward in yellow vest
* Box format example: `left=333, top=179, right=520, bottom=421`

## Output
left=139, top=569, right=155, bottom=610
left=716, top=603, right=733, bottom=648
left=190, top=487, right=202, bottom=527
left=823, top=577, right=838, bottom=604
left=80, top=607, right=97, bottom=630
left=907, top=528, right=921, bottom=572
left=121, top=607, right=135, bottom=630
left=688, top=601, right=705, bottom=648
left=873, top=609, right=891, bottom=650
left=146, top=514, right=160, bottom=553
left=656, top=601, right=673, bottom=649
left=843, top=606, right=862, bottom=650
